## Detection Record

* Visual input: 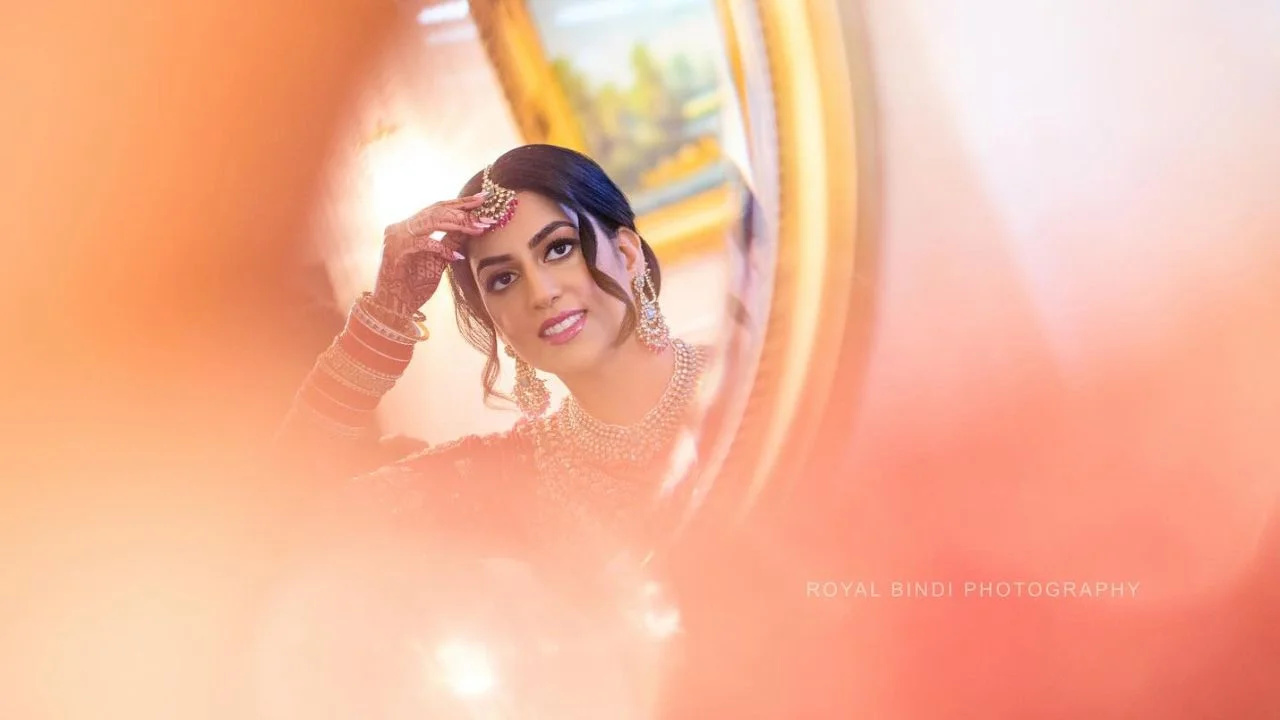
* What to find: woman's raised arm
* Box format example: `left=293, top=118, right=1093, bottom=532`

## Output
left=272, top=192, right=495, bottom=483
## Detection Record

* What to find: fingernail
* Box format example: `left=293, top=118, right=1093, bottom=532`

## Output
left=452, top=251, right=465, bottom=261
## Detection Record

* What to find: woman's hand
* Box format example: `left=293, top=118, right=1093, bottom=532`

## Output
left=373, top=192, right=492, bottom=314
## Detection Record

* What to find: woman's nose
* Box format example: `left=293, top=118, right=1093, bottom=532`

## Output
left=525, top=267, right=562, bottom=309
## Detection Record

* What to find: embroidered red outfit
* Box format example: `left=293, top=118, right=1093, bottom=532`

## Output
left=277, top=300, right=707, bottom=567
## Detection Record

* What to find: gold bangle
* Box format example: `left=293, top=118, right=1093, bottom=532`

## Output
left=316, top=358, right=386, bottom=397
left=357, top=293, right=428, bottom=343
left=350, top=304, right=417, bottom=346
left=325, top=343, right=402, bottom=384
left=362, top=292, right=426, bottom=324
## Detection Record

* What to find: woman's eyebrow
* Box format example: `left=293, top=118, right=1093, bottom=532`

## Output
left=526, top=220, right=575, bottom=250
left=473, top=220, right=576, bottom=274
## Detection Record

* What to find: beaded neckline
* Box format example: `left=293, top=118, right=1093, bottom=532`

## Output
left=548, top=339, right=705, bottom=468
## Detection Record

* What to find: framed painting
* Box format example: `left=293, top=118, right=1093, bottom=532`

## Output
left=469, top=0, right=743, bottom=264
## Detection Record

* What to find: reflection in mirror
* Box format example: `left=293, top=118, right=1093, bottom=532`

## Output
left=257, top=0, right=784, bottom=716
left=290, top=0, right=777, bottom=553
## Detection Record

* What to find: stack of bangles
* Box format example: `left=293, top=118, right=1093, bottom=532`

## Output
left=293, top=292, right=428, bottom=437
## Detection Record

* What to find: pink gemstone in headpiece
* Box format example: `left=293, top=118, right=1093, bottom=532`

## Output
left=478, top=165, right=518, bottom=227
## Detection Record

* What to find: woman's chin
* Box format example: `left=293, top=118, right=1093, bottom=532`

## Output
left=533, top=330, right=609, bottom=376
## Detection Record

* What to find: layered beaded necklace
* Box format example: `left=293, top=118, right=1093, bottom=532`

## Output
left=529, top=339, right=708, bottom=547
left=557, top=338, right=704, bottom=468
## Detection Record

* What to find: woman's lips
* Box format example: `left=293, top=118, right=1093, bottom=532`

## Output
left=539, top=310, right=586, bottom=345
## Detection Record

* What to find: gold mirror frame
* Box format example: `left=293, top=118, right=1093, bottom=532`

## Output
left=469, top=0, right=738, bottom=266
left=694, top=0, right=867, bottom=521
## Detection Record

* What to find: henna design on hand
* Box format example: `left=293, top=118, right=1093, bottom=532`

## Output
left=371, top=193, right=496, bottom=314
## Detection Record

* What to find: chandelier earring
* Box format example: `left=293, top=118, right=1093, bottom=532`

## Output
left=632, top=266, right=670, bottom=352
left=505, top=344, right=550, bottom=418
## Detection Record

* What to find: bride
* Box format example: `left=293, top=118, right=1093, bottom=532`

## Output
left=277, top=143, right=711, bottom=566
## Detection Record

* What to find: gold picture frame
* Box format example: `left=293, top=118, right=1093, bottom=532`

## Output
left=469, top=0, right=741, bottom=266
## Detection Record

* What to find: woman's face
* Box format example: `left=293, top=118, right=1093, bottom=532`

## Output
left=465, top=191, right=641, bottom=377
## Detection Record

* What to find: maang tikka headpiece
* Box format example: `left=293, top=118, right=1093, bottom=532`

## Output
left=477, top=165, right=519, bottom=227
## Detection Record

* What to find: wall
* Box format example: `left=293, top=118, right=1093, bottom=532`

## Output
left=828, top=0, right=1280, bottom=712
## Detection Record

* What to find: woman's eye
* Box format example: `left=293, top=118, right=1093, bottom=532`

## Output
left=487, top=271, right=516, bottom=292
left=545, top=239, right=576, bottom=261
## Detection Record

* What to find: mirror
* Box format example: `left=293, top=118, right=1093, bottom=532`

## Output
left=307, top=0, right=767, bottom=524
left=254, top=0, right=870, bottom=715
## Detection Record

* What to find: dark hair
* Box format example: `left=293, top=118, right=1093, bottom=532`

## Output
left=444, top=144, right=663, bottom=408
